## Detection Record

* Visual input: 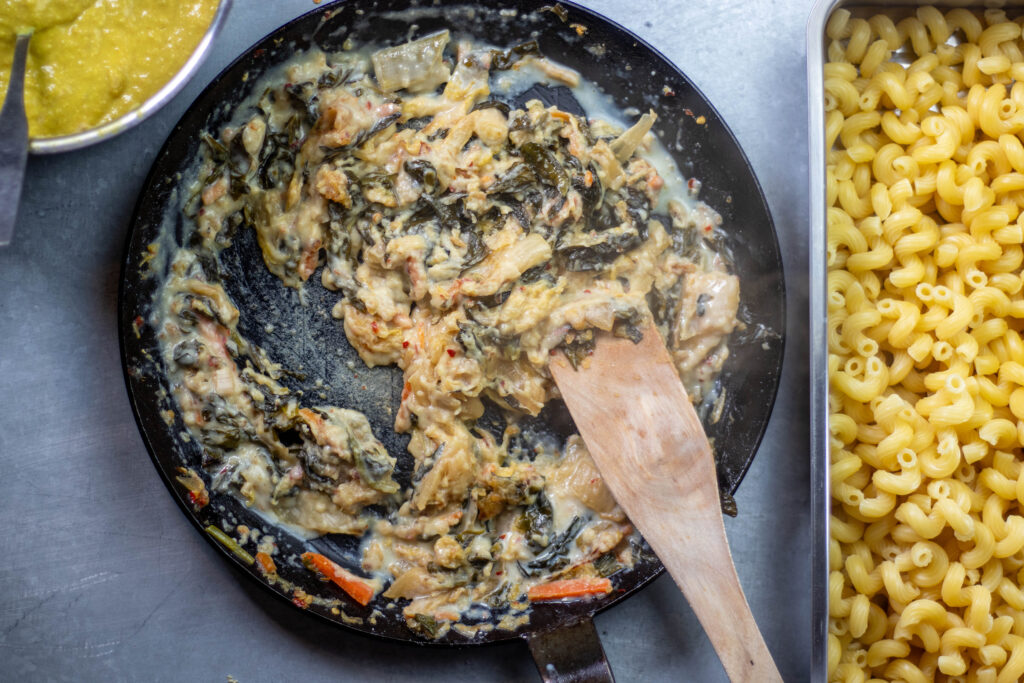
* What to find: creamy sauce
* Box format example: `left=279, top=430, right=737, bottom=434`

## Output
left=154, top=34, right=740, bottom=637
left=0, top=0, right=218, bottom=138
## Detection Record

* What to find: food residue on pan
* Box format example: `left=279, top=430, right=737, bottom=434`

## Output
left=155, top=30, right=740, bottom=638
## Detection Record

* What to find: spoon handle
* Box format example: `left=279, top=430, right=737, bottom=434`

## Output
left=0, top=33, right=31, bottom=247
left=550, top=323, right=781, bottom=682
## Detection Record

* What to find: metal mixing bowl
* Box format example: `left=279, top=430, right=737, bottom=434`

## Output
left=27, top=0, right=233, bottom=155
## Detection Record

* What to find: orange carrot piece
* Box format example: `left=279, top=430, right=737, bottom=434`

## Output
left=302, top=552, right=377, bottom=606
left=527, top=577, right=613, bottom=601
left=298, top=408, right=324, bottom=434
left=255, top=552, right=277, bottom=575
left=298, top=239, right=322, bottom=281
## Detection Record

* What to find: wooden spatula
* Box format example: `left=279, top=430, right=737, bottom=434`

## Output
left=549, top=322, right=781, bottom=682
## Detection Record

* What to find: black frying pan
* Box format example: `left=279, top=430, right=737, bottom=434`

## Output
left=118, top=1, right=786, bottom=679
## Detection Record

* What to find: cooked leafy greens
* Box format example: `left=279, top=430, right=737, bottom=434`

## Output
left=157, top=31, right=740, bottom=641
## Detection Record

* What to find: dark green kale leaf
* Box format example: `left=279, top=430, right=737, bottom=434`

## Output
left=519, top=516, right=583, bottom=576
left=490, top=40, right=542, bottom=70
left=521, top=142, right=570, bottom=196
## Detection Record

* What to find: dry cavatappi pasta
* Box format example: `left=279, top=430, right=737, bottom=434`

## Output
left=825, top=6, right=1024, bottom=682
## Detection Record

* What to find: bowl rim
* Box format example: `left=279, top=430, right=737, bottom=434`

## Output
left=27, top=0, right=234, bottom=155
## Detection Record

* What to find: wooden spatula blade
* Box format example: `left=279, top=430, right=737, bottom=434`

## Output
left=550, top=322, right=780, bottom=682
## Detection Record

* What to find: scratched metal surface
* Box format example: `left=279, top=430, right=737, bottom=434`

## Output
left=0, top=0, right=812, bottom=680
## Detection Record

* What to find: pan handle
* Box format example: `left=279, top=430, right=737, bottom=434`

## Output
left=525, top=616, right=615, bottom=683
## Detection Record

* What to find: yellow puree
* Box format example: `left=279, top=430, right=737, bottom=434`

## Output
left=0, top=0, right=218, bottom=139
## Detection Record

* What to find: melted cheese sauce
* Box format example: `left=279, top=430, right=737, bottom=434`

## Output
left=155, top=34, right=740, bottom=637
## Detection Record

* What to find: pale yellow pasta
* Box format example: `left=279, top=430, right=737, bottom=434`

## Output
left=939, top=626, right=986, bottom=675
left=936, top=294, right=976, bottom=339
left=846, top=19, right=873, bottom=65
left=828, top=8, right=853, bottom=41
left=978, top=84, right=1024, bottom=138
left=910, top=540, right=950, bottom=587
left=868, top=14, right=902, bottom=49
left=980, top=22, right=1023, bottom=57
left=883, top=657, right=930, bottom=683
left=913, top=114, right=961, bottom=163
left=827, top=77, right=863, bottom=115
left=918, top=6, right=950, bottom=45
left=897, top=497, right=976, bottom=540
left=860, top=40, right=891, bottom=80
left=825, top=7, right=1024, bottom=682
left=879, top=111, right=922, bottom=147
left=980, top=55, right=1013, bottom=76
left=901, top=16, right=933, bottom=58
left=997, top=635, right=1024, bottom=683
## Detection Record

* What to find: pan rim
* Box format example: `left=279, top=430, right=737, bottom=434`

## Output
left=117, top=0, right=787, bottom=648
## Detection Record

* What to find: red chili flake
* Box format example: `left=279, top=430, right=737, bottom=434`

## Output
left=688, top=178, right=698, bottom=190
left=371, top=321, right=379, bottom=333
left=583, top=289, right=591, bottom=294
left=703, top=224, right=713, bottom=233
left=188, top=490, right=209, bottom=508
left=447, top=349, right=456, bottom=357
left=500, top=534, right=507, bottom=539
left=664, top=87, right=676, bottom=96
left=549, top=349, right=557, bottom=355
left=402, top=341, right=410, bottom=348
left=133, top=315, right=144, bottom=328
left=198, top=208, right=205, bottom=216
left=495, top=570, right=503, bottom=576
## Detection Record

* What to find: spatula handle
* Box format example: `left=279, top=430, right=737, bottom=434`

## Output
left=639, top=482, right=780, bottom=682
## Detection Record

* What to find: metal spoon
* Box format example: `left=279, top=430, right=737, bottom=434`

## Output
left=0, top=33, right=31, bottom=247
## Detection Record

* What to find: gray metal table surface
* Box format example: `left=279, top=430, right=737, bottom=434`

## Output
left=0, top=0, right=813, bottom=680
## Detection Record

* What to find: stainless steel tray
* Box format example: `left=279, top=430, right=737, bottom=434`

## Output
left=806, top=2, right=834, bottom=677
left=806, top=1, right=1024, bottom=679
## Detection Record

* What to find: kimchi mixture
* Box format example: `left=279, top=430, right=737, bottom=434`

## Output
left=154, top=31, right=740, bottom=637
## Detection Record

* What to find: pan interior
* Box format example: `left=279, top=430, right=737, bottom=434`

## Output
left=119, top=0, right=785, bottom=645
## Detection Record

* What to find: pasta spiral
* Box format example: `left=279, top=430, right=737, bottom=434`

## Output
left=826, top=6, right=1024, bottom=681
